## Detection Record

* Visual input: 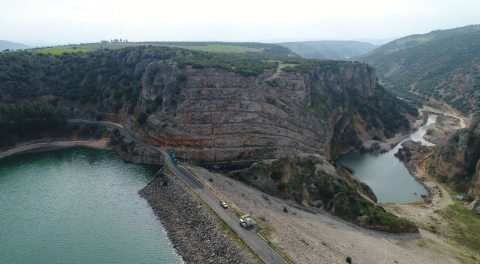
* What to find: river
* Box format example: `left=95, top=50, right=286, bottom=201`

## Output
left=337, top=116, right=436, bottom=204
left=0, top=147, right=182, bottom=264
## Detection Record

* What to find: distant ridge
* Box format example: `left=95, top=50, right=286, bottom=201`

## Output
left=0, top=40, right=30, bottom=51
left=277, top=40, right=377, bottom=60
left=358, top=24, right=480, bottom=113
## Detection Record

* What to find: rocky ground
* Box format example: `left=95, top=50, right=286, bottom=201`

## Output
left=187, top=165, right=474, bottom=264
left=139, top=169, right=260, bottom=264
left=422, top=114, right=461, bottom=144
left=362, top=117, right=424, bottom=153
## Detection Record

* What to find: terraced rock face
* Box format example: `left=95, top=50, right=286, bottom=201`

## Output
left=119, top=57, right=377, bottom=162
left=433, top=112, right=480, bottom=198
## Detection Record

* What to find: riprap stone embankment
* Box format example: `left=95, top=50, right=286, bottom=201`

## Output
left=139, top=170, right=260, bottom=264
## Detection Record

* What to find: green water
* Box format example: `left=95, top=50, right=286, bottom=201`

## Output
left=0, top=148, right=182, bottom=264
left=337, top=117, right=435, bottom=204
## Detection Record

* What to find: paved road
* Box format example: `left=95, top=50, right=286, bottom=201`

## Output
left=68, top=119, right=289, bottom=264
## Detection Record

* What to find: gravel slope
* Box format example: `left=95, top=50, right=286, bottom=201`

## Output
left=189, top=165, right=472, bottom=264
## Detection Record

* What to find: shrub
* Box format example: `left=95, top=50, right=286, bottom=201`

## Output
left=178, top=74, right=187, bottom=82
left=283, top=206, right=288, bottom=213
left=346, top=256, right=352, bottom=263
left=209, top=178, right=213, bottom=182
left=113, top=91, right=123, bottom=100
left=137, top=112, right=148, bottom=125
left=270, top=170, right=282, bottom=181
left=154, top=96, right=163, bottom=105
left=128, top=104, right=135, bottom=115
left=163, top=180, right=168, bottom=187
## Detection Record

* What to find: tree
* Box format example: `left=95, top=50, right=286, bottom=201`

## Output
left=270, top=170, right=282, bottom=181
left=137, top=112, right=148, bottom=125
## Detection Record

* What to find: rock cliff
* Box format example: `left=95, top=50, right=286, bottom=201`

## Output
left=108, top=50, right=381, bottom=162
left=0, top=47, right=412, bottom=163
left=433, top=112, right=480, bottom=198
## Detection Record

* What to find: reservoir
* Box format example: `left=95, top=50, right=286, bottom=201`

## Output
left=337, top=116, right=436, bottom=204
left=0, top=148, right=182, bottom=264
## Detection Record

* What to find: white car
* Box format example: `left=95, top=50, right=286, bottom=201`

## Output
left=239, top=218, right=246, bottom=227
left=220, top=201, right=228, bottom=208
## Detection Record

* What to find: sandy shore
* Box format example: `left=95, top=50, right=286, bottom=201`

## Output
left=0, top=139, right=110, bottom=160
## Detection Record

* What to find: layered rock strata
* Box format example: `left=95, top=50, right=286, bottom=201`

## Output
left=110, top=51, right=377, bottom=162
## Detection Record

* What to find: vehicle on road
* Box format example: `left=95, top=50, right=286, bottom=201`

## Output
left=220, top=201, right=228, bottom=208
left=239, top=218, right=246, bottom=227
left=240, top=214, right=256, bottom=228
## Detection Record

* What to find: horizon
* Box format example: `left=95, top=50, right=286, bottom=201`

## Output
left=1, top=0, right=479, bottom=47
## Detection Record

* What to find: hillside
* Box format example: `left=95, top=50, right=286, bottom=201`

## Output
left=0, top=40, right=29, bottom=51
left=0, top=46, right=415, bottom=162
left=33, top=42, right=293, bottom=56
left=278, top=41, right=377, bottom=60
left=358, top=25, right=480, bottom=113
left=142, top=41, right=293, bottom=56
left=0, top=45, right=419, bottom=235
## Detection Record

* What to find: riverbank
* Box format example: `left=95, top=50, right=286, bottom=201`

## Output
left=139, top=169, right=260, bottom=264
left=395, top=141, right=442, bottom=205
left=0, top=139, right=110, bottom=159
left=0, top=136, right=163, bottom=165
left=362, top=115, right=425, bottom=153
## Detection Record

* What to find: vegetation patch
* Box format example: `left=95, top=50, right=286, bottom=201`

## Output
left=227, top=155, right=417, bottom=233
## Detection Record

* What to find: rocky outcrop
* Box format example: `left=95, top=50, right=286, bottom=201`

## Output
left=469, top=160, right=480, bottom=198
left=1, top=47, right=402, bottom=164
left=139, top=170, right=260, bottom=264
left=107, top=50, right=378, bottom=163
left=433, top=112, right=480, bottom=197
left=226, top=154, right=418, bottom=233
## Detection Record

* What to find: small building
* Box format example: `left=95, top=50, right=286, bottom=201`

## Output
left=101, top=40, right=109, bottom=45
left=455, top=195, right=464, bottom=200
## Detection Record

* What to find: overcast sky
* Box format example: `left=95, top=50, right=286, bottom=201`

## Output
left=1, top=0, right=479, bottom=46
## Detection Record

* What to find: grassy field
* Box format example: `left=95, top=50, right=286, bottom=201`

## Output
left=32, top=44, right=255, bottom=55
left=193, top=45, right=245, bottom=53
left=436, top=195, right=480, bottom=254
left=33, top=45, right=101, bottom=54
left=162, top=44, right=263, bottom=53
left=32, top=44, right=132, bottom=55
left=398, top=37, right=431, bottom=45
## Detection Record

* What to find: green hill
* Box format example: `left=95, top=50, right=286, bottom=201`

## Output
left=143, top=41, right=292, bottom=56
left=358, top=25, right=480, bottom=113
left=278, top=41, right=377, bottom=60
left=0, top=40, right=30, bottom=51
